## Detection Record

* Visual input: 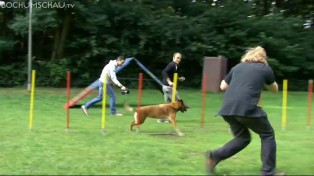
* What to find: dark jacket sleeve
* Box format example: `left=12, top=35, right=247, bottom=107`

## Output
left=162, top=62, right=177, bottom=85
left=162, top=63, right=174, bottom=79
left=224, top=67, right=234, bottom=84
left=162, top=64, right=171, bottom=78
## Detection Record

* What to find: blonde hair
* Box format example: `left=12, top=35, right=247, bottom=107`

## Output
left=241, top=46, right=268, bottom=65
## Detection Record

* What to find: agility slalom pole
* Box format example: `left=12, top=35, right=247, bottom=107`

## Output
left=101, top=77, right=107, bottom=129
left=136, top=73, right=143, bottom=129
left=307, top=79, right=313, bottom=128
left=282, top=79, right=288, bottom=130
left=200, top=74, right=207, bottom=128
left=66, top=71, right=71, bottom=129
left=171, top=73, right=178, bottom=103
left=29, top=70, right=36, bottom=131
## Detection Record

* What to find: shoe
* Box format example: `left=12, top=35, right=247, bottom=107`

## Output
left=81, top=105, right=88, bottom=116
left=157, top=119, right=170, bottom=123
left=113, top=113, right=123, bottom=117
left=274, top=172, right=285, bottom=176
left=205, top=151, right=218, bottom=175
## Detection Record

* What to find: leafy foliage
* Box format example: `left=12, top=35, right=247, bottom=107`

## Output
left=0, top=63, right=26, bottom=87
left=0, top=0, right=313, bottom=88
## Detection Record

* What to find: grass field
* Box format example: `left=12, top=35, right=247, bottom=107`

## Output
left=0, top=87, right=313, bottom=175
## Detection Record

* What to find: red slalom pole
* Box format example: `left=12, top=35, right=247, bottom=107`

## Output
left=200, top=74, right=207, bottom=128
left=136, top=73, right=143, bottom=128
left=307, top=79, right=313, bottom=128
left=66, top=71, right=71, bottom=129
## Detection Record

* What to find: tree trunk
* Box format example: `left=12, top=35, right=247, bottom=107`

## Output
left=50, top=27, right=61, bottom=61
left=263, top=0, right=270, bottom=15
left=56, top=12, right=71, bottom=60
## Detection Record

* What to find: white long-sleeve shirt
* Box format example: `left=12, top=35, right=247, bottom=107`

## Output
left=99, top=60, right=123, bottom=87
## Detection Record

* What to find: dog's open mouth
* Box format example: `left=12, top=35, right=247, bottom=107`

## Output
left=179, top=104, right=190, bottom=113
left=176, top=99, right=190, bottom=113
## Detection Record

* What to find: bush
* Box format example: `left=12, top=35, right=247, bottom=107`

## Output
left=0, top=63, right=27, bottom=87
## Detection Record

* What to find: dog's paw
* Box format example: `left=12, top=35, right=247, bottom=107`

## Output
left=178, top=132, right=185, bottom=137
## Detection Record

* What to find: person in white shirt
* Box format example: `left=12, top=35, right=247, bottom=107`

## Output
left=81, top=56, right=127, bottom=116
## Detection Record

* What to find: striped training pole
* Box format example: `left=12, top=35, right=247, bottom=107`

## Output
left=29, top=70, right=36, bottom=131
left=101, top=77, right=107, bottom=131
left=200, top=74, right=207, bottom=128
left=307, top=79, right=313, bottom=129
left=66, top=71, right=71, bottom=130
left=136, top=73, right=143, bottom=130
left=282, top=79, right=288, bottom=130
left=171, top=73, right=178, bottom=102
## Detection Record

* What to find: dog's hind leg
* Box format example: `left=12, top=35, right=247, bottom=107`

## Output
left=130, top=121, right=136, bottom=131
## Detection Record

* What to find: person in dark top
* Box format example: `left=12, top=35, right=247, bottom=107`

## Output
left=158, top=52, right=185, bottom=123
left=205, top=46, right=284, bottom=176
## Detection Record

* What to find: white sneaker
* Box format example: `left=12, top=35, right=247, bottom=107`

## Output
left=157, top=119, right=170, bottom=123
left=81, top=105, right=88, bottom=116
left=113, top=113, right=123, bottom=117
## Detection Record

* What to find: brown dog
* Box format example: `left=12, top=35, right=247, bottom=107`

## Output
left=129, top=99, right=189, bottom=136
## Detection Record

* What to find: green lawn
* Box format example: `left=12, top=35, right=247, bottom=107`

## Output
left=0, top=87, right=313, bottom=175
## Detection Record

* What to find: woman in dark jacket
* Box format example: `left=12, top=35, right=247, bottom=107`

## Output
left=205, top=46, right=284, bottom=176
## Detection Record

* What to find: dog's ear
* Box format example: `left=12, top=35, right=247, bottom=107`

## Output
left=169, top=99, right=183, bottom=110
left=176, top=99, right=183, bottom=106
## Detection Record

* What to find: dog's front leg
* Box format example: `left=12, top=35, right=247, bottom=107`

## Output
left=175, top=128, right=184, bottom=137
left=169, top=114, right=184, bottom=137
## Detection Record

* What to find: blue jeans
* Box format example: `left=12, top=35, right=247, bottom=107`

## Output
left=84, top=80, right=117, bottom=115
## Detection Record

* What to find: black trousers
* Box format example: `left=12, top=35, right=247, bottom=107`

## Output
left=211, top=116, right=276, bottom=176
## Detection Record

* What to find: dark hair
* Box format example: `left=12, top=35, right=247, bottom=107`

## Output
left=116, top=55, right=125, bottom=61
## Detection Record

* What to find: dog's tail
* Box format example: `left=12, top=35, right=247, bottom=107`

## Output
left=124, top=102, right=134, bottom=112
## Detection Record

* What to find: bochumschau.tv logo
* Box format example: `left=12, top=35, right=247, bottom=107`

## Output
left=0, top=1, right=75, bottom=9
